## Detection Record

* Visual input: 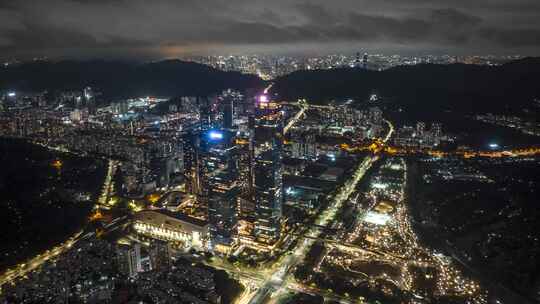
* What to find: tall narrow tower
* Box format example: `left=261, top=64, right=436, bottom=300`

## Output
left=223, top=96, right=234, bottom=130
left=199, top=129, right=239, bottom=245
left=251, top=94, right=284, bottom=244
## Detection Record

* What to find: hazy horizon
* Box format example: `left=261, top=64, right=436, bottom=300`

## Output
left=1, top=0, right=539, bottom=60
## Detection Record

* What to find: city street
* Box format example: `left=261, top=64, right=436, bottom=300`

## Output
left=0, top=158, right=117, bottom=289
left=237, top=116, right=395, bottom=304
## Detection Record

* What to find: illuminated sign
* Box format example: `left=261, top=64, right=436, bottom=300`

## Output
left=209, top=130, right=224, bottom=140
left=7, top=92, right=15, bottom=97
left=285, top=187, right=296, bottom=195
left=259, top=95, right=269, bottom=103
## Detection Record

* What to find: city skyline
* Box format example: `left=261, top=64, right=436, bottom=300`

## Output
left=1, top=59, right=540, bottom=303
left=0, top=1, right=539, bottom=303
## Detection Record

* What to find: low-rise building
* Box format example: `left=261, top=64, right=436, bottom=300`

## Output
left=133, top=210, right=209, bottom=251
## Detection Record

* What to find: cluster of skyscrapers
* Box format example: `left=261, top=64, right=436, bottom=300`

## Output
left=183, top=92, right=285, bottom=249
left=0, top=84, right=287, bottom=252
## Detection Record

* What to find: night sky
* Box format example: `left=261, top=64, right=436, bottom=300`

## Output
left=1, top=0, right=539, bottom=59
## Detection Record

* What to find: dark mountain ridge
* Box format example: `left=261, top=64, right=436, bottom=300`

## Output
left=2, top=57, right=539, bottom=114
left=273, top=57, right=540, bottom=114
left=0, top=59, right=264, bottom=99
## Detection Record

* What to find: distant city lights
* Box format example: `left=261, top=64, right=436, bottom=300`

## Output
left=489, top=143, right=499, bottom=149
left=7, top=92, right=16, bottom=97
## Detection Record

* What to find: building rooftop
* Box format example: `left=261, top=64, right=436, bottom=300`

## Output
left=136, top=209, right=208, bottom=227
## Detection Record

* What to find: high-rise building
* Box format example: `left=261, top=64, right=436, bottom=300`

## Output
left=431, top=122, right=442, bottom=139
left=116, top=243, right=142, bottom=278
left=198, top=96, right=214, bottom=131
left=70, top=109, right=83, bottom=122
left=183, top=131, right=200, bottom=195
left=219, top=89, right=244, bottom=128
left=291, top=131, right=317, bottom=160
left=416, top=122, right=426, bottom=136
left=148, top=240, right=171, bottom=272
left=83, top=86, right=93, bottom=101
left=198, top=129, right=240, bottom=245
left=235, top=129, right=253, bottom=193
left=83, top=86, right=97, bottom=115
left=251, top=95, right=284, bottom=244
left=180, top=96, right=198, bottom=112
left=222, top=96, right=234, bottom=129
left=145, top=139, right=182, bottom=190
left=111, top=100, right=129, bottom=115
left=369, top=107, right=383, bottom=124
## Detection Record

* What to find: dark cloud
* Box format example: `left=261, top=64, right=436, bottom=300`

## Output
left=256, top=9, right=285, bottom=25
left=379, top=0, right=540, bottom=12
left=347, top=13, right=431, bottom=42
left=431, top=8, right=482, bottom=28
left=480, top=28, right=540, bottom=47
left=428, top=9, right=483, bottom=44
left=0, top=0, right=538, bottom=58
left=295, top=2, right=339, bottom=25
left=2, top=21, right=145, bottom=50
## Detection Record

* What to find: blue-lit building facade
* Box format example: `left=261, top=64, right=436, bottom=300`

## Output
left=198, top=129, right=240, bottom=245
left=252, top=95, right=284, bottom=244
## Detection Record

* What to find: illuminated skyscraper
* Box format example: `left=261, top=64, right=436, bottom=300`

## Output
left=83, top=86, right=93, bottom=101
left=369, top=106, right=383, bottom=124
left=416, top=122, right=426, bottom=136
left=199, top=96, right=213, bottom=131
left=219, top=89, right=243, bottom=129
left=431, top=122, right=442, bottom=138
left=83, top=86, right=97, bottom=115
left=235, top=124, right=253, bottom=194
left=183, top=131, right=200, bottom=195
left=222, top=96, right=234, bottom=129
left=252, top=95, right=284, bottom=244
left=199, top=129, right=240, bottom=245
